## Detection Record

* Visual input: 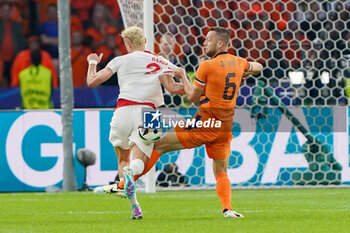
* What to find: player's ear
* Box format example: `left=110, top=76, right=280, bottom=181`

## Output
left=218, top=40, right=224, bottom=48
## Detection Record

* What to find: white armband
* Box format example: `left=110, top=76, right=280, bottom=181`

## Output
left=89, top=60, right=98, bottom=65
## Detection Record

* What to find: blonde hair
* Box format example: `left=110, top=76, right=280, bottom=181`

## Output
left=121, top=26, right=145, bottom=48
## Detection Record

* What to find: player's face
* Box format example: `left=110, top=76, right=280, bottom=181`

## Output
left=203, top=31, right=218, bottom=57
left=160, top=36, right=174, bottom=56
left=71, top=31, right=83, bottom=47
left=1, top=4, right=12, bottom=21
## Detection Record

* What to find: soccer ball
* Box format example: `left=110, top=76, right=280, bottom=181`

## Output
left=138, top=125, right=162, bottom=142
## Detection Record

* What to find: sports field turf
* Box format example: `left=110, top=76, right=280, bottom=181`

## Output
left=0, top=188, right=349, bottom=233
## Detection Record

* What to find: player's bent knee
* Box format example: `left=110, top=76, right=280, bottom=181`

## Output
left=130, top=159, right=145, bottom=175
left=213, top=158, right=229, bottom=176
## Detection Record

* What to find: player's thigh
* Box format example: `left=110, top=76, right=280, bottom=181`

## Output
left=129, top=129, right=154, bottom=158
left=173, top=111, right=228, bottom=150
left=171, top=123, right=215, bottom=155
left=109, top=107, right=135, bottom=149
left=206, top=140, right=231, bottom=160
left=207, top=140, right=231, bottom=177
left=128, top=105, right=156, bottom=158
left=155, top=128, right=185, bottom=154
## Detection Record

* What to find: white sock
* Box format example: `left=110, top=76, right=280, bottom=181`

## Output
left=130, top=159, right=145, bottom=175
left=129, top=194, right=139, bottom=207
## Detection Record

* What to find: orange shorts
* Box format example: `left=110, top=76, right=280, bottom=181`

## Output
left=175, top=111, right=233, bottom=160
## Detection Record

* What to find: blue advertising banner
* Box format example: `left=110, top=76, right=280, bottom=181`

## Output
left=0, top=108, right=349, bottom=192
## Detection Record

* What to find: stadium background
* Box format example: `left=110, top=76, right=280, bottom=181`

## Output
left=0, top=0, right=350, bottom=192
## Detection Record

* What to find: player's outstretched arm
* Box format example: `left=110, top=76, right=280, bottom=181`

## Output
left=86, top=53, right=113, bottom=87
left=174, top=67, right=203, bottom=103
left=243, top=61, right=263, bottom=79
left=248, top=61, right=263, bottom=75
left=159, top=74, right=185, bottom=95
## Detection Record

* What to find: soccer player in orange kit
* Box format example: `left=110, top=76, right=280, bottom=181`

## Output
left=107, top=26, right=263, bottom=218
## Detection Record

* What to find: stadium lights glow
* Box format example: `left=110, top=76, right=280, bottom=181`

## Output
left=320, top=71, right=330, bottom=84
left=288, top=71, right=306, bottom=85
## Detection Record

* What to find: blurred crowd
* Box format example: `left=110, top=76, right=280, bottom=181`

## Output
left=0, top=0, right=126, bottom=88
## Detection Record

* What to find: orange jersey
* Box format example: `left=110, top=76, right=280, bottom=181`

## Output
left=194, top=52, right=251, bottom=121
left=175, top=52, right=252, bottom=160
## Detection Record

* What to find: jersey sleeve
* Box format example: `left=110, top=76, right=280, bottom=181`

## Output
left=106, top=55, right=127, bottom=73
left=193, top=61, right=208, bottom=88
left=158, top=56, right=178, bottom=74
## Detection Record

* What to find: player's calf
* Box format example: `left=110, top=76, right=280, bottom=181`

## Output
left=123, top=166, right=136, bottom=199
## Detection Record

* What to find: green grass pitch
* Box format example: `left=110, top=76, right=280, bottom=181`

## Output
left=0, top=189, right=349, bottom=233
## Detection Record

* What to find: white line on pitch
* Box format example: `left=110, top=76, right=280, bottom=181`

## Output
left=55, top=211, right=129, bottom=215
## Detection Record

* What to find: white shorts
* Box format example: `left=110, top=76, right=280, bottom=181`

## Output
left=109, top=105, right=154, bottom=158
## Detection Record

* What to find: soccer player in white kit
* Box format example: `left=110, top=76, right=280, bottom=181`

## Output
left=86, top=26, right=184, bottom=219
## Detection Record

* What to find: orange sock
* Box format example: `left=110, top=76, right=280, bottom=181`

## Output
left=134, top=150, right=161, bottom=181
left=216, top=173, right=232, bottom=211
left=117, top=150, right=161, bottom=189
left=118, top=179, right=124, bottom=189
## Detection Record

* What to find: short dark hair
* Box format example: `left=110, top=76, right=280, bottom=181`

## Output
left=46, top=3, right=57, bottom=11
left=209, top=27, right=230, bottom=45
left=30, top=50, right=42, bottom=67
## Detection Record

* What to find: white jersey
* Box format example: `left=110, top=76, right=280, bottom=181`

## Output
left=106, top=51, right=177, bottom=107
